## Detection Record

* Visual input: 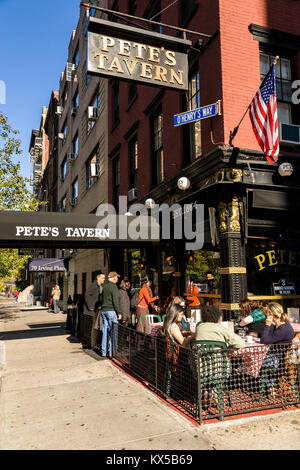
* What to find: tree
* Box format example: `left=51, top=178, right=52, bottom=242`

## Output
left=0, top=112, right=43, bottom=282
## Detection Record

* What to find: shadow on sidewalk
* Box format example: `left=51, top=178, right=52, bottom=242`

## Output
left=0, top=323, right=67, bottom=341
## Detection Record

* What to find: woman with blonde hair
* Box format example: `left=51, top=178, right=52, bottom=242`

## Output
left=260, top=302, right=295, bottom=344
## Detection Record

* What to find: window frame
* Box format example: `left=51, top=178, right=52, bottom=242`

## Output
left=151, top=107, right=164, bottom=186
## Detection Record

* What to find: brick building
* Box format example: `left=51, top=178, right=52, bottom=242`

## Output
left=105, top=0, right=300, bottom=318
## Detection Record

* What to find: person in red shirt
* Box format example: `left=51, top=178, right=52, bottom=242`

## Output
left=186, top=281, right=200, bottom=307
left=136, top=276, right=159, bottom=332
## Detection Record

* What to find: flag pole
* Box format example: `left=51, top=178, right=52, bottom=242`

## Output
left=229, top=56, right=279, bottom=146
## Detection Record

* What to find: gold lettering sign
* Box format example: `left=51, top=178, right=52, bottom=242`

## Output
left=254, top=250, right=300, bottom=271
left=87, top=18, right=190, bottom=91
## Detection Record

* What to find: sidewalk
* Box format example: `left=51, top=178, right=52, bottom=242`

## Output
left=0, top=295, right=299, bottom=450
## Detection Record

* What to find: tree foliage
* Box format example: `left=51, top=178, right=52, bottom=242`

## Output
left=0, top=112, right=42, bottom=282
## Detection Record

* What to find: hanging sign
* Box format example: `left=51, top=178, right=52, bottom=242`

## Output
left=87, top=17, right=191, bottom=91
left=28, top=258, right=66, bottom=272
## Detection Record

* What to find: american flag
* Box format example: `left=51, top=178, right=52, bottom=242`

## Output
left=249, top=64, right=279, bottom=164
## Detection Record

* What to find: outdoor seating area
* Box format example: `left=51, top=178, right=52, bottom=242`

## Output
left=111, top=322, right=300, bottom=424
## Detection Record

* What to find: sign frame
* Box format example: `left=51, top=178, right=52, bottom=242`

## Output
left=87, top=17, right=191, bottom=91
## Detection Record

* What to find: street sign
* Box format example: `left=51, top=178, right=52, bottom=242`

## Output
left=19, top=248, right=44, bottom=256
left=273, top=278, right=296, bottom=295
left=173, top=101, right=221, bottom=127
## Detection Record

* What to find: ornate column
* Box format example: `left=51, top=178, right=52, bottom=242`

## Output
left=217, top=197, right=247, bottom=321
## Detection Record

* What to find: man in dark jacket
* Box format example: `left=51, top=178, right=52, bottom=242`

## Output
left=84, top=272, right=105, bottom=350
left=101, top=271, right=122, bottom=357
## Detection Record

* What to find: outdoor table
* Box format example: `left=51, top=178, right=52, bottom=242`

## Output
left=291, top=322, right=300, bottom=334
left=229, top=343, right=270, bottom=378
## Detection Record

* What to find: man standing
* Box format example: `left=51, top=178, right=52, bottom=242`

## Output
left=101, top=271, right=122, bottom=357
left=51, top=284, right=61, bottom=314
left=84, top=272, right=105, bottom=350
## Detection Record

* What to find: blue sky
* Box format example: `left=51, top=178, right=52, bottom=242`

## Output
left=0, top=0, right=80, bottom=179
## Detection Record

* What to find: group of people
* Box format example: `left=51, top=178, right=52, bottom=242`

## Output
left=83, top=271, right=159, bottom=357
left=161, top=297, right=298, bottom=351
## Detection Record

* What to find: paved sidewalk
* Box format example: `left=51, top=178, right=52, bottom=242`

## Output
left=0, top=295, right=300, bottom=450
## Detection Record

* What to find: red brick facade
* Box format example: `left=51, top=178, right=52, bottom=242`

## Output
left=107, top=0, right=300, bottom=204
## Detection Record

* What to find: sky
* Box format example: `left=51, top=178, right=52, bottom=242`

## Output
left=0, top=0, right=80, bottom=180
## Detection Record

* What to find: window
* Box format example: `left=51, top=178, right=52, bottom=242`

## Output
left=61, top=84, right=68, bottom=107
left=73, top=45, right=79, bottom=66
left=87, top=92, right=100, bottom=133
left=89, top=2, right=97, bottom=17
left=145, top=1, right=162, bottom=33
left=72, top=178, right=78, bottom=200
left=128, top=83, right=137, bottom=105
left=129, top=136, right=138, bottom=189
left=152, top=109, right=164, bottom=185
left=113, top=156, right=120, bottom=212
left=180, top=0, right=198, bottom=27
left=72, top=89, right=79, bottom=110
left=86, top=146, right=99, bottom=189
left=82, top=272, right=86, bottom=293
left=112, top=81, right=120, bottom=127
left=72, top=133, right=78, bottom=158
left=60, top=195, right=66, bottom=212
left=129, top=0, right=136, bottom=15
left=188, top=70, right=201, bottom=160
left=61, top=157, right=68, bottom=181
left=62, top=120, right=68, bottom=146
left=260, top=53, right=293, bottom=124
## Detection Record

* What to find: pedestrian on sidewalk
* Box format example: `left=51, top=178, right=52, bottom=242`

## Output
left=119, top=279, right=131, bottom=326
left=83, top=272, right=105, bottom=351
left=101, top=271, right=122, bottom=357
left=51, top=284, right=61, bottom=314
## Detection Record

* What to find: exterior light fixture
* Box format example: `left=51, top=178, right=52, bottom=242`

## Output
left=278, top=162, right=293, bottom=177
left=145, top=198, right=156, bottom=209
left=177, top=177, right=191, bottom=190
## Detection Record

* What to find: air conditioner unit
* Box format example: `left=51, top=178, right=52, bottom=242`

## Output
left=35, top=137, right=43, bottom=148
left=88, top=106, right=99, bottom=121
left=72, top=64, right=78, bottom=72
left=67, top=153, right=77, bottom=162
left=90, top=162, right=99, bottom=177
left=56, top=106, right=64, bottom=115
left=58, top=133, right=65, bottom=140
left=279, top=122, right=300, bottom=146
left=69, top=197, right=78, bottom=206
left=128, top=188, right=138, bottom=202
left=71, top=106, right=77, bottom=117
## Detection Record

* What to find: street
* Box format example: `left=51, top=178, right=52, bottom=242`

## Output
left=0, top=295, right=299, bottom=451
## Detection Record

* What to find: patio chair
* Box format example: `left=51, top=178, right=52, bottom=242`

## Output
left=258, top=344, right=288, bottom=403
left=190, top=340, right=231, bottom=421
left=139, top=314, right=161, bottom=334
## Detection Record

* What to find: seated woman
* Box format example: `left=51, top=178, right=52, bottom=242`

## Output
left=196, top=306, right=246, bottom=349
left=239, top=299, right=266, bottom=338
left=166, top=296, right=189, bottom=332
left=261, top=302, right=295, bottom=344
left=162, top=304, right=195, bottom=348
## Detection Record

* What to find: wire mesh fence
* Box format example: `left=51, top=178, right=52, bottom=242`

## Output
left=112, top=323, right=300, bottom=423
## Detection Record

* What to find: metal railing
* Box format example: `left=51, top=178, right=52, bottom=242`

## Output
left=112, top=324, right=300, bottom=423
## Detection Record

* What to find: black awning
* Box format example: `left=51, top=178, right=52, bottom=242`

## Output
left=0, top=211, right=160, bottom=248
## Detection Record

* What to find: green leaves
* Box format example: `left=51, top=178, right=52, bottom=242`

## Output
left=0, top=112, right=40, bottom=212
left=0, top=113, right=42, bottom=281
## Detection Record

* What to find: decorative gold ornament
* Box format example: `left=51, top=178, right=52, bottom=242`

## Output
left=218, top=201, right=228, bottom=233
left=229, top=198, right=241, bottom=232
